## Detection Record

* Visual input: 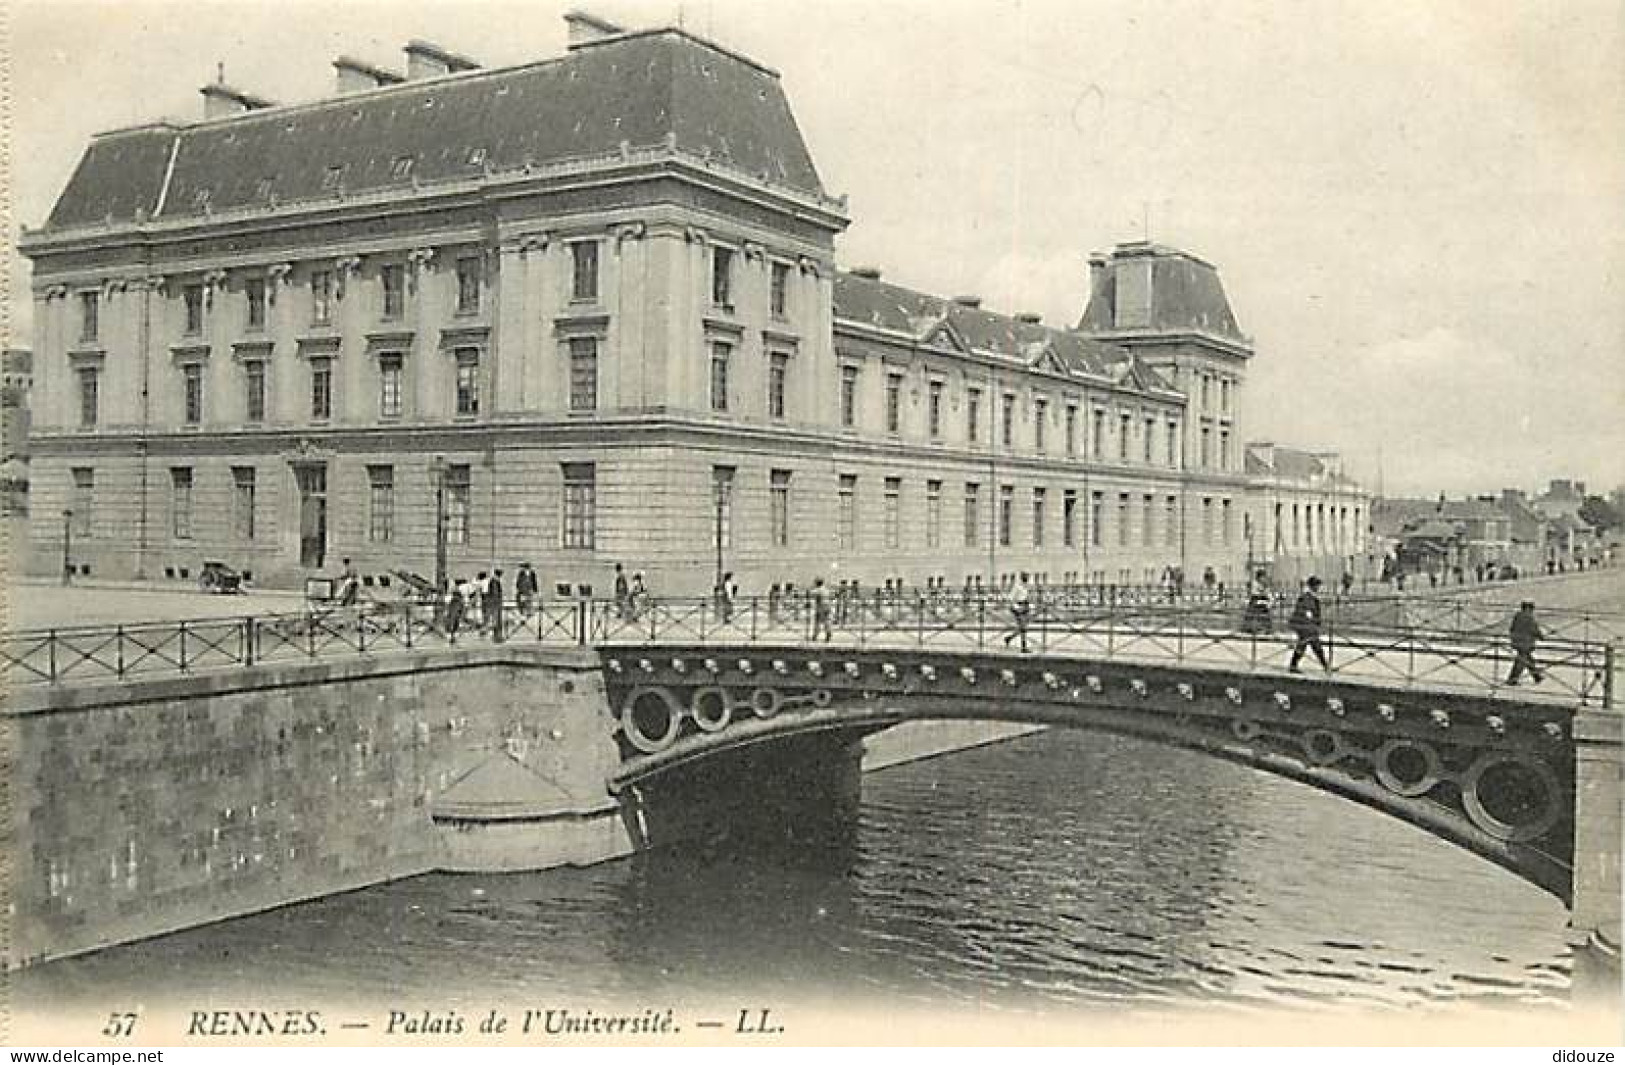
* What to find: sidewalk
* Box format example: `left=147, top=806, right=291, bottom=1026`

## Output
left=12, top=575, right=304, bottom=598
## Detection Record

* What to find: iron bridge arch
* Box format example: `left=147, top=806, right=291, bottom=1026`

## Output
left=602, top=645, right=1579, bottom=903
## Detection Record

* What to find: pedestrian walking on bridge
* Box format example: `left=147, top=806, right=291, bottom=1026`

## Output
left=1506, top=601, right=1545, bottom=686
left=1003, top=573, right=1033, bottom=654
left=1288, top=576, right=1330, bottom=673
left=809, top=578, right=833, bottom=643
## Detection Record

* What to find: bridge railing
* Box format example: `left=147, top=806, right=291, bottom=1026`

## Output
left=3, top=595, right=1615, bottom=709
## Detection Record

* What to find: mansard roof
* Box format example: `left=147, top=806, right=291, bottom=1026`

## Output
left=1078, top=242, right=1246, bottom=344
left=41, top=28, right=827, bottom=232
left=832, top=270, right=1179, bottom=395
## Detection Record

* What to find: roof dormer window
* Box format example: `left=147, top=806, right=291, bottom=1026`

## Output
left=466, top=147, right=487, bottom=167
left=390, top=155, right=414, bottom=180
left=322, top=165, right=345, bottom=190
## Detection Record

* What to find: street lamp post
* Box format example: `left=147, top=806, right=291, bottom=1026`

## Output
left=432, top=455, right=447, bottom=596
left=714, top=485, right=725, bottom=596
left=61, top=508, right=74, bottom=586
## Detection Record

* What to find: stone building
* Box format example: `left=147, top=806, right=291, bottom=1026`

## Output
left=19, top=13, right=1363, bottom=596
left=1241, top=443, right=1368, bottom=589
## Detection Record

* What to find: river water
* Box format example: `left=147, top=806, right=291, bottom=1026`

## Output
left=19, top=729, right=1572, bottom=1022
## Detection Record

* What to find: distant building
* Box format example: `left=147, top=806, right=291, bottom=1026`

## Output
left=2, top=347, right=31, bottom=516
left=1372, top=496, right=1515, bottom=580
left=1241, top=443, right=1370, bottom=588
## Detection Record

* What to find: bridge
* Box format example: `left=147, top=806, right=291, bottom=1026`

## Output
left=3, top=588, right=1619, bottom=985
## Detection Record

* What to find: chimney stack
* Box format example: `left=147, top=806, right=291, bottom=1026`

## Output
left=1087, top=252, right=1108, bottom=289
left=1014, top=312, right=1042, bottom=324
left=565, top=10, right=626, bottom=48
left=952, top=295, right=982, bottom=309
left=403, top=40, right=481, bottom=80
left=850, top=266, right=882, bottom=280
left=334, top=56, right=404, bottom=93
left=200, top=81, right=276, bottom=119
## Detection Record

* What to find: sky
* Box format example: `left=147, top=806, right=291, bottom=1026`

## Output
left=6, top=0, right=1623, bottom=498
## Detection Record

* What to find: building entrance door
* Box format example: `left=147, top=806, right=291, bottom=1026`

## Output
left=295, top=464, right=327, bottom=570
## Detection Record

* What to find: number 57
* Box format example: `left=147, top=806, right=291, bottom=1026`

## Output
left=101, top=1012, right=138, bottom=1038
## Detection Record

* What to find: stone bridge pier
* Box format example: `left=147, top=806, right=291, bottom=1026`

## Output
left=1570, top=711, right=1622, bottom=999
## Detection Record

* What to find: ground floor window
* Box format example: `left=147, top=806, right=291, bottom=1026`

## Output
left=445, top=464, right=471, bottom=545
left=368, top=466, right=394, bottom=542
left=562, top=463, right=596, bottom=549
left=232, top=467, right=255, bottom=541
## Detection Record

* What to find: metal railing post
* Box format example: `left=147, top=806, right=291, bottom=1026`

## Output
left=977, top=601, right=986, bottom=650
left=1605, top=644, right=1616, bottom=711
left=243, top=616, right=255, bottom=668
left=179, top=622, right=189, bottom=672
left=48, top=630, right=57, bottom=683
left=750, top=596, right=759, bottom=643
left=116, top=626, right=126, bottom=679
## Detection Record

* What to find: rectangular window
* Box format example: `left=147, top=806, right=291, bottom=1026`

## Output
left=770, top=262, right=790, bottom=318
left=1167, top=495, right=1179, bottom=547
left=184, top=284, right=205, bottom=335
left=310, top=358, right=332, bottom=420
left=571, top=241, right=599, bottom=302
left=1167, top=421, right=1179, bottom=467
left=1119, top=413, right=1131, bottom=461
left=1001, top=394, right=1015, bottom=448
left=245, top=361, right=266, bottom=423
left=964, top=483, right=981, bottom=548
left=1222, top=498, right=1233, bottom=545
left=710, top=343, right=731, bottom=412
left=569, top=337, right=598, bottom=411
left=768, top=352, right=789, bottom=420
left=711, top=246, right=733, bottom=308
left=1200, top=426, right=1212, bottom=468
left=1201, top=374, right=1211, bottom=409
left=182, top=364, right=204, bottom=426
left=927, top=380, right=943, bottom=439
left=966, top=388, right=982, bottom=443
left=245, top=278, right=266, bottom=331
left=1034, top=398, right=1047, bottom=452
left=309, top=271, right=333, bottom=326
left=1066, top=405, right=1078, bottom=456
left=232, top=466, right=255, bottom=541
left=838, top=474, right=858, bottom=550
left=381, top=264, right=405, bottom=320
left=840, top=365, right=858, bottom=428
left=885, top=373, right=903, bottom=434
left=1063, top=489, right=1078, bottom=547
left=999, top=485, right=1014, bottom=547
left=77, top=368, right=99, bottom=427
left=71, top=468, right=93, bottom=537
left=170, top=467, right=193, bottom=540
left=79, top=291, right=99, bottom=343
left=455, top=256, right=482, bottom=315
left=926, top=479, right=942, bottom=549
left=1220, top=429, right=1231, bottom=471
left=1118, top=492, right=1131, bottom=547
left=770, top=469, right=791, bottom=548
left=367, top=466, right=394, bottom=542
left=1202, top=496, right=1214, bottom=545
left=711, top=466, right=735, bottom=550
left=883, top=477, right=902, bottom=549
left=1091, top=491, right=1104, bottom=548
left=1032, top=487, right=1046, bottom=548
left=1143, top=494, right=1155, bottom=547
left=1092, top=408, right=1105, bottom=457
left=378, top=354, right=403, bottom=419
left=454, top=348, right=480, bottom=417
left=1144, top=417, right=1155, bottom=464
left=445, top=464, right=471, bottom=545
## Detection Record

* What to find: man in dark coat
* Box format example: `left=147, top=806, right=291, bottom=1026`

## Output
left=1288, top=576, right=1330, bottom=673
left=1506, top=601, right=1544, bottom=685
left=485, top=568, right=505, bottom=643
left=515, top=562, right=538, bottom=616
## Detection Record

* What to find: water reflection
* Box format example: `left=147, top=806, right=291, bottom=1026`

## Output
left=18, top=729, right=1571, bottom=1019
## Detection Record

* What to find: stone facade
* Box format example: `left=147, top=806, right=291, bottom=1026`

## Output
left=20, top=15, right=1366, bottom=598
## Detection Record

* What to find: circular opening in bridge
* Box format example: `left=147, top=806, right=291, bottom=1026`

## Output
left=1375, top=739, right=1441, bottom=798
left=811, top=689, right=833, bottom=708
left=1302, top=729, right=1344, bottom=766
left=750, top=687, right=781, bottom=719
left=622, top=687, right=681, bottom=753
left=691, top=687, right=731, bottom=732
left=1463, top=754, right=1562, bottom=843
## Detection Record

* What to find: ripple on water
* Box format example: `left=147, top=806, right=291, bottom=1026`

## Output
left=16, top=730, right=1572, bottom=1015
